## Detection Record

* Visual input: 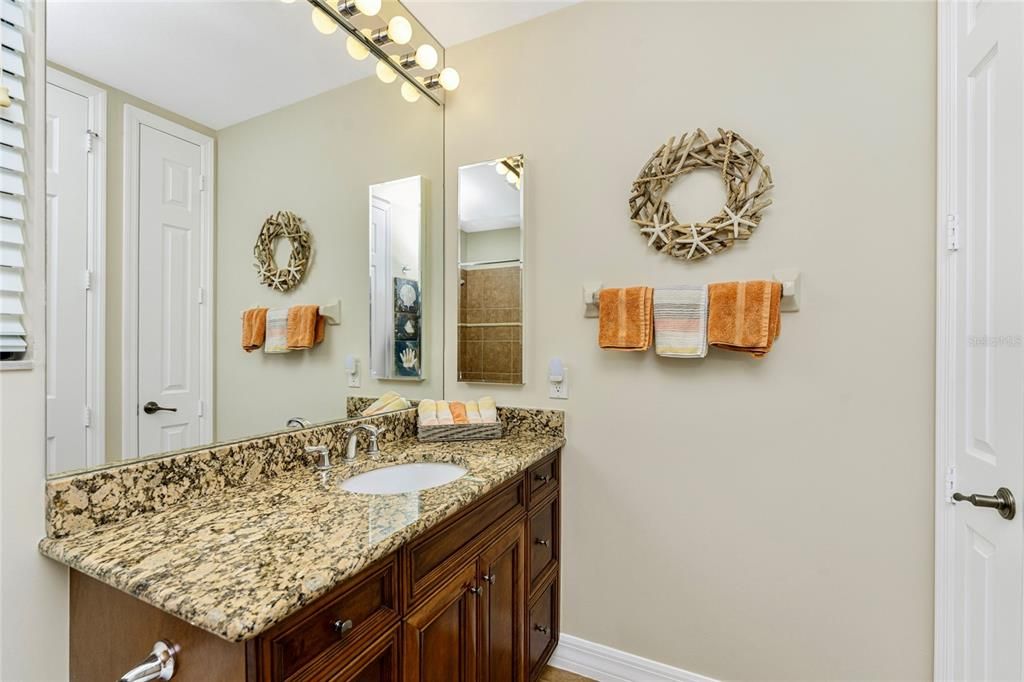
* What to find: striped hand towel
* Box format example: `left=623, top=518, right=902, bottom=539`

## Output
left=654, top=285, right=709, bottom=358
left=264, top=308, right=291, bottom=354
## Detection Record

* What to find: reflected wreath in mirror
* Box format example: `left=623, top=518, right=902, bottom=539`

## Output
left=629, top=128, right=774, bottom=262
left=253, top=210, right=313, bottom=291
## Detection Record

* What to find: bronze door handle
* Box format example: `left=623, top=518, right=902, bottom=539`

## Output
left=143, top=401, right=177, bottom=415
left=953, top=487, right=1016, bottom=520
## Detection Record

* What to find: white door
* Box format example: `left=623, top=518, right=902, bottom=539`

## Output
left=135, top=123, right=204, bottom=457
left=369, top=196, right=392, bottom=379
left=946, top=0, right=1024, bottom=678
left=44, top=72, right=105, bottom=472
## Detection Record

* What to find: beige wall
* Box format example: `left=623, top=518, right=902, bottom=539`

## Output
left=48, top=63, right=216, bottom=462
left=444, top=2, right=936, bottom=679
left=215, top=76, right=443, bottom=440
left=1, top=4, right=69, bottom=677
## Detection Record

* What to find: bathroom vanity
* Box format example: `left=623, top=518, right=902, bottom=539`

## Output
left=41, top=408, right=563, bottom=682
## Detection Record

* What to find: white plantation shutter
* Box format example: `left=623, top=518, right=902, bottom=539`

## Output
left=0, top=0, right=27, bottom=360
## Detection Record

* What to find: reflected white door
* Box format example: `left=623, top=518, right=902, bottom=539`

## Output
left=369, top=196, right=392, bottom=379
left=135, top=123, right=204, bottom=457
left=45, top=71, right=104, bottom=472
left=949, top=0, right=1024, bottom=678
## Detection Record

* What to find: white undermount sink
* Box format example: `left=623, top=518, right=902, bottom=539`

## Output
left=341, top=462, right=468, bottom=495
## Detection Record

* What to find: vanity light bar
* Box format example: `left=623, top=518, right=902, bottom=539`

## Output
left=303, top=0, right=443, bottom=106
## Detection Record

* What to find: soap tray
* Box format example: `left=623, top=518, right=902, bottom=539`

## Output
left=418, top=422, right=503, bottom=442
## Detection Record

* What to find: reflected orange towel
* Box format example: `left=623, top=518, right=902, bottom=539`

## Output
left=241, top=308, right=268, bottom=352
left=598, top=287, right=654, bottom=351
left=707, top=281, right=782, bottom=358
left=450, top=401, right=469, bottom=424
left=286, top=305, right=326, bottom=350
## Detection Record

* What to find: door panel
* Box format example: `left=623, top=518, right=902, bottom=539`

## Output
left=136, top=124, right=204, bottom=458
left=951, top=0, right=1024, bottom=679
left=479, top=522, right=525, bottom=682
left=45, top=81, right=90, bottom=472
left=403, top=562, right=477, bottom=682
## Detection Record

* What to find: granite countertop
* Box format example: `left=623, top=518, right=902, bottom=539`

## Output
left=39, top=433, right=564, bottom=642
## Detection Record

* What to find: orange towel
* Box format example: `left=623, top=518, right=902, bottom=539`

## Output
left=241, top=308, right=268, bottom=352
left=286, top=305, right=326, bottom=350
left=598, top=287, right=654, bottom=351
left=450, top=401, right=469, bottom=424
left=707, top=281, right=782, bottom=358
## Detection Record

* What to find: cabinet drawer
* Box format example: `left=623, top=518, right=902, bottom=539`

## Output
left=262, top=555, right=399, bottom=681
left=404, top=476, right=525, bottom=607
left=528, top=494, right=558, bottom=592
left=527, top=452, right=559, bottom=506
left=528, top=576, right=559, bottom=680
left=311, top=625, right=400, bottom=682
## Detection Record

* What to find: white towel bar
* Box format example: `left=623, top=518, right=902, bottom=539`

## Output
left=240, top=298, right=341, bottom=325
left=582, top=271, right=801, bottom=316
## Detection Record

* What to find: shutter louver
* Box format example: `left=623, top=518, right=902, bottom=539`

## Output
left=1, top=0, right=28, bottom=360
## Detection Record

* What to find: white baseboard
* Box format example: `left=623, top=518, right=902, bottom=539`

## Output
left=548, top=634, right=717, bottom=682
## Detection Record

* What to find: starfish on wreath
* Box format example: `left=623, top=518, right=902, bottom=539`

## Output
left=639, top=214, right=677, bottom=249
left=673, top=224, right=718, bottom=260
left=721, top=200, right=757, bottom=238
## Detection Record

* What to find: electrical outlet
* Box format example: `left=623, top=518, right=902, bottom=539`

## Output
left=549, top=367, right=569, bottom=400
left=348, top=371, right=360, bottom=389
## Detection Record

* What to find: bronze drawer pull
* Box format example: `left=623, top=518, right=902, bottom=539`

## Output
left=482, top=573, right=496, bottom=584
left=468, top=585, right=483, bottom=596
left=332, top=619, right=353, bottom=636
left=534, top=473, right=551, bottom=484
left=535, top=538, right=549, bottom=546
left=534, top=624, right=549, bottom=635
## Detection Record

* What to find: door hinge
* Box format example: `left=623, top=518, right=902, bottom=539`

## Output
left=197, top=286, right=205, bottom=304
left=83, top=405, right=91, bottom=427
left=199, top=174, right=208, bottom=192
left=945, top=465, right=957, bottom=503
left=85, top=129, right=99, bottom=154
left=197, top=399, right=205, bottom=417
left=83, top=269, right=92, bottom=291
left=946, top=214, right=960, bottom=252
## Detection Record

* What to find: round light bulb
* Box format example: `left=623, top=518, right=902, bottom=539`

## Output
left=354, top=0, right=381, bottom=16
left=280, top=0, right=296, bottom=4
left=376, top=60, right=397, bottom=83
left=438, top=67, right=460, bottom=91
left=400, top=81, right=421, bottom=103
left=414, top=44, right=438, bottom=70
left=506, top=170, right=517, bottom=184
left=494, top=161, right=507, bottom=175
left=387, top=16, right=413, bottom=45
left=311, top=7, right=337, bottom=34
left=346, top=31, right=371, bottom=60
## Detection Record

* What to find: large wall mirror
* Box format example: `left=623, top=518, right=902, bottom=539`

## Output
left=45, top=0, right=444, bottom=477
left=457, top=155, right=524, bottom=385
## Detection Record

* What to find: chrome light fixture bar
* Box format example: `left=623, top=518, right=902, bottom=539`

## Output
left=305, top=0, right=442, bottom=106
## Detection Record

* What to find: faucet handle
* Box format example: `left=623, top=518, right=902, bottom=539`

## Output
left=305, top=445, right=332, bottom=471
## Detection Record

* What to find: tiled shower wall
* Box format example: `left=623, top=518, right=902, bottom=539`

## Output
left=458, top=266, right=523, bottom=384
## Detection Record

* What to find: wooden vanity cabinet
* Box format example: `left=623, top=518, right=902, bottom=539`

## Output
left=69, top=450, right=561, bottom=682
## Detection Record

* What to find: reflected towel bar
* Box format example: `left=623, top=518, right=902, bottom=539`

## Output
left=240, top=299, right=341, bottom=325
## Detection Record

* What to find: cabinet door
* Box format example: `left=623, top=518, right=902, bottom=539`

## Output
left=403, top=562, right=478, bottom=682
left=479, top=522, right=526, bottom=682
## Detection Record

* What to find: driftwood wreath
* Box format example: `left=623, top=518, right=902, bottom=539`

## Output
left=253, top=210, right=312, bottom=292
left=628, top=128, right=774, bottom=261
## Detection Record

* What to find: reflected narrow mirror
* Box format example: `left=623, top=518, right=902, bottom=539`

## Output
left=457, top=155, right=524, bottom=385
left=369, top=176, right=425, bottom=381
left=44, top=0, right=444, bottom=477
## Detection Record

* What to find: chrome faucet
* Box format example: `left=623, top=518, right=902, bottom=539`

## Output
left=343, top=424, right=382, bottom=461
left=287, top=417, right=312, bottom=429
left=306, top=445, right=332, bottom=471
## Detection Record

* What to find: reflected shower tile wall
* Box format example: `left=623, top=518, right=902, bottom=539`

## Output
left=459, top=266, right=523, bottom=384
